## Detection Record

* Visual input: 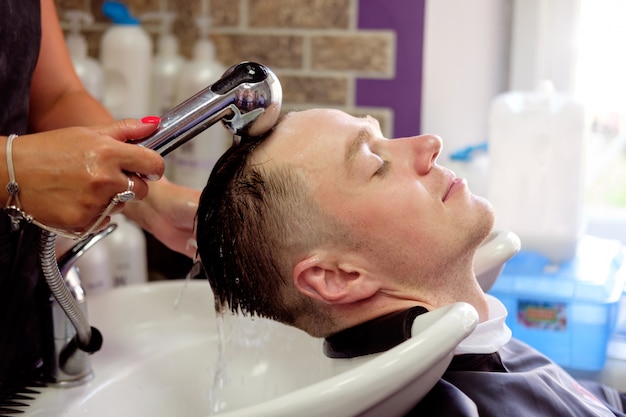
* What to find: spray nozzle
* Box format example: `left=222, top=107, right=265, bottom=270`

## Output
left=188, top=15, right=217, bottom=61
left=102, top=1, right=140, bottom=25
left=194, top=15, right=213, bottom=40
left=64, top=10, right=94, bottom=59
left=64, top=10, right=94, bottom=36
left=141, top=11, right=179, bottom=55
left=141, top=11, right=177, bottom=36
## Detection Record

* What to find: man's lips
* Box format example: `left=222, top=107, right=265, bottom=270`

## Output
left=443, top=177, right=464, bottom=201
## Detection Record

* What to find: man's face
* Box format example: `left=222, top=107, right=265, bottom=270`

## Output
left=252, top=109, right=494, bottom=286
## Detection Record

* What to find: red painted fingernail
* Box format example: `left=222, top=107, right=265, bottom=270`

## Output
left=141, top=116, right=161, bottom=124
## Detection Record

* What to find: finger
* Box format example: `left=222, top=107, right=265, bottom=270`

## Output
left=96, top=171, right=147, bottom=223
left=125, top=172, right=149, bottom=201
left=91, top=118, right=165, bottom=179
left=116, top=142, right=165, bottom=180
left=103, top=173, right=143, bottom=218
left=109, top=172, right=148, bottom=204
left=94, top=117, right=161, bottom=143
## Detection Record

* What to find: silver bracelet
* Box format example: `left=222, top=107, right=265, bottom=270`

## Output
left=4, top=134, right=24, bottom=232
left=5, top=134, right=20, bottom=205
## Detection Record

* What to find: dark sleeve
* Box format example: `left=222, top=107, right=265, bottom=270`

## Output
left=431, top=339, right=626, bottom=417
left=405, top=379, right=480, bottom=417
left=579, top=379, right=626, bottom=415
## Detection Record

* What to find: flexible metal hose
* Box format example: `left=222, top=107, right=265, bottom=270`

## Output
left=39, top=230, right=93, bottom=349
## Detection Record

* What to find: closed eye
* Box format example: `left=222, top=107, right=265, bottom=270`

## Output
left=374, top=159, right=390, bottom=176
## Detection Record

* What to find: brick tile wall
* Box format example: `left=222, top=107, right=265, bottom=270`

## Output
left=55, top=0, right=395, bottom=135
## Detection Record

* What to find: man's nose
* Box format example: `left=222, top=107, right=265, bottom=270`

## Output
left=409, top=134, right=442, bottom=175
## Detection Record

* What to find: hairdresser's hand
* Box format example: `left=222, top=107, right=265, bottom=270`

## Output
left=124, top=177, right=200, bottom=258
left=5, top=118, right=163, bottom=232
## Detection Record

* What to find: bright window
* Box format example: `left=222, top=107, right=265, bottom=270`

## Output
left=575, top=0, right=626, bottom=242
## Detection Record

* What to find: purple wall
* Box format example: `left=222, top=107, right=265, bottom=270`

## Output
left=357, top=0, right=426, bottom=137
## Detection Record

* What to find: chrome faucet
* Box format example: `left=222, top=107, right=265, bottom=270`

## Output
left=40, top=225, right=115, bottom=386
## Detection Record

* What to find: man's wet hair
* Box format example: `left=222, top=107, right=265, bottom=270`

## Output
left=197, top=133, right=275, bottom=315
left=196, top=122, right=350, bottom=336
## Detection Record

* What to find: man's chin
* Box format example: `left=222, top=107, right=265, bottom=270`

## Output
left=471, top=195, right=496, bottom=242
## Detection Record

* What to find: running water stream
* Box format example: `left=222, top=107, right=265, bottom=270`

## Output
left=173, top=262, right=332, bottom=414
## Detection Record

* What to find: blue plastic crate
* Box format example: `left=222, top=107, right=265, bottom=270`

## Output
left=489, top=235, right=626, bottom=370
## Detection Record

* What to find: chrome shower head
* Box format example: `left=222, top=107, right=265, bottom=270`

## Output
left=135, top=61, right=282, bottom=155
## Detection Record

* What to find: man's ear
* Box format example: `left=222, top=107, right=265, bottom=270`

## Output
left=293, top=254, right=378, bottom=305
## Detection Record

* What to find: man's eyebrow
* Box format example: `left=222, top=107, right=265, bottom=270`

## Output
left=344, top=116, right=380, bottom=173
left=344, top=126, right=370, bottom=173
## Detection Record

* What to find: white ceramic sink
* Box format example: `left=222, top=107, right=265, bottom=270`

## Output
left=474, top=230, right=521, bottom=292
left=27, top=230, right=518, bottom=416
left=26, top=280, right=477, bottom=417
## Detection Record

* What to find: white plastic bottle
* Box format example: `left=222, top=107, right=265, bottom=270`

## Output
left=100, top=1, right=152, bottom=119
left=142, top=11, right=187, bottom=115
left=104, top=214, right=148, bottom=287
left=487, top=81, right=586, bottom=262
left=170, top=16, right=231, bottom=190
left=142, top=11, right=187, bottom=179
left=64, top=10, right=104, bottom=101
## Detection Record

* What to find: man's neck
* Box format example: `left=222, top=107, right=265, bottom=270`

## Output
left=326, top=249, right=491, bottom=337
left=419, top=253, right=490, bottom=322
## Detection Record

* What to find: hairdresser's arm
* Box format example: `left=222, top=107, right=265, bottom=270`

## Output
left=29, top=0, right=111, bottom=129
left=20, top=0, right=200, bottom=256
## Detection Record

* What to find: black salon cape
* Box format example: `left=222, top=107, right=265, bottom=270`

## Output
left=325, top=307, right=626, bottom=417
left=410, top=338, right=626, bottom=416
